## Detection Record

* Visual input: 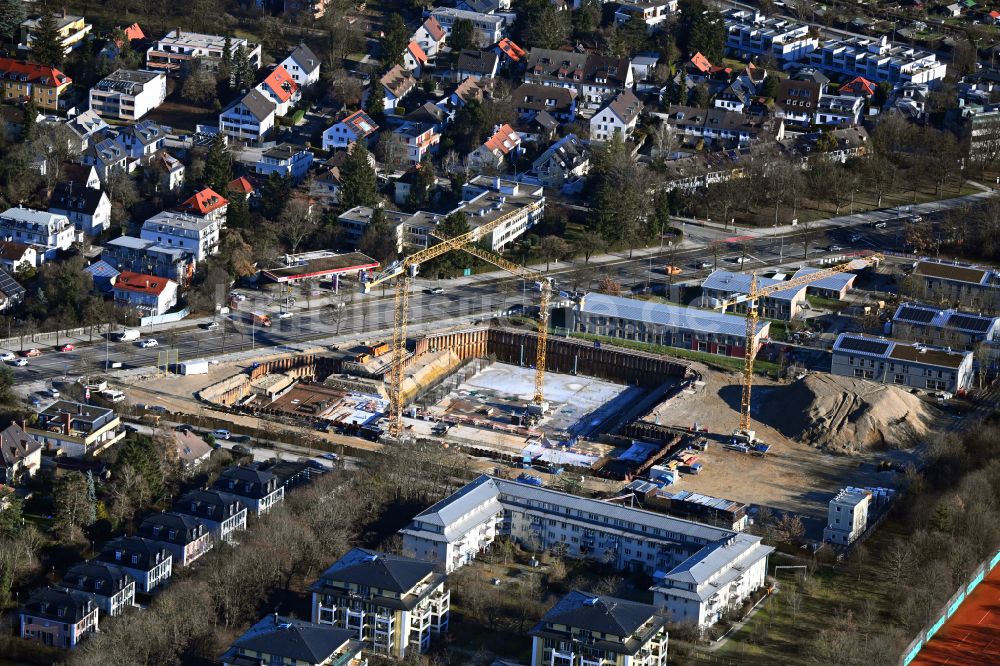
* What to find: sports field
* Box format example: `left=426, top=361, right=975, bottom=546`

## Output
left=912, top=563, right=1000, bottom=665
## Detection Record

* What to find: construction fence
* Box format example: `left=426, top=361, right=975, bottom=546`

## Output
left=900, top=546, right=1000, bottom=665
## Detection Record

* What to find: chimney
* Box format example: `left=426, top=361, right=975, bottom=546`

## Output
left=64, top=412, right=72, bottom=435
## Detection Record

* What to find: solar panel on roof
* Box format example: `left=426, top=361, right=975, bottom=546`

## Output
left=837, top=336, right=890, bottom=355
left=896, top=306, right=936, bottom=324
left=0, top=269, right=24, bottom=299
left=946, top=314, right=993, bottom=333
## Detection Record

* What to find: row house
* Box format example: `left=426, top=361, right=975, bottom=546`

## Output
left=814, top=93, right=865, bottom=127
left=89, top=69, right=167, bottom=121
left=570, top=292, right=770, bottom=358
left=59, top=561, right=135, bottom=617
left=25, top=400, right=124, bottom=458
left=219, top=89, right=276, bottom=144
left=97, top=536, right=173, bottom=593
left=401, top=475, right=772, bottom=629
left=660, top=106, right=770, bottom=148
left=0, top=57, right=73, bottom=111
left=212, top=465, right=286, bottom=516
left=430, top=7, right=506, bottom=47
left=0, top=207, right=75, bottom=260
left=807, top=36, right=946, bottom=86
left=48, top=182, right=111, bottom=237
left=101, top=235, right=195, bottom=286
left=310, top=548, right=450, bottom=658
left=112, top=270, right=179, bottom=316
left=19, top=587, right=99, bottom=649
left=700, top=270, right=807, bottom=321
left=831, top=332, right=974, bottom=393
left=891, top=302, right=1000, bottom=351
left=146, top=30, right=261, bottom=76
left=141, top=210, right=222, bottom=261
left=174, top=488, right=248, bottom=544
left=910, top=258, right=1000, bottom=312
left=525, top=48, right=634, bottom=111
left=139, top=511, right=213, bottom=567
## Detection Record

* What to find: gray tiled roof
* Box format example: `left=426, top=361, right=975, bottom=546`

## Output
left=317, top=548, right=436, bottom=593
left=538, top=590, right=658, bottom=636
left=225, top=615, right=356, bottom=664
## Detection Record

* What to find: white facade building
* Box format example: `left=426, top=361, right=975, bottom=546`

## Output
left=255, top=144, right=314, bottom=183
left=146, top=30, right=261, bottom=75
left=430, top=7, right=505, bottom=47
left=0, top=207, right=75, bottom=259
left=723, top=9, right=818, bottom=64
left=831, top=332, right=975, bottom=393
left=219, top=89, right=276, bottom=144
left=89, top=70, right=167, bottom=121
left=279, top=43, right=321, bottom=87
left=140, top=211, right=221, bottom=261
left=590, top=89, right=642, bottom=142
left=823, top=488, right=871, bottom=545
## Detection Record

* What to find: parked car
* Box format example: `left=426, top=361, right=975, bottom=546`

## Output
left=232, top=444, right=252, bottom=455
left=828, top=245, right=844, bottom=252
left=697, top=261, right=713, bottom=269
left=212, top=429, right=231, bottom=440
left=47, top=388, right=60, bottom=398
left=0, top=352, right=15, bottom=362
left=25, top=348, right=41, bottom=357
left=13, top=358, right=27, bottom=367
left=175, top=423, right=193, bottom=432
left=138, top=338, right=159, bottom=348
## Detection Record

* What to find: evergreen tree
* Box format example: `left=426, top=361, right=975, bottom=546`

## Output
left=0, top=0, right=26, bottom=42
left=21, top=98, right=38, bottom=142
left=382, top=14, right=409, bottom=70
left=339, top=142, right=378, bottom=208
left=203, top=134, right=233, bottom=193
left=84, top=471, right=98, bottom=525
left=226, top=191, right=250, bottom=228
left=232, top=45, right=255, bottom=90
left=450, top=18, right=475, bottom=51
left=365, top=81, right=385, bottom=120
left=30, top=7, right=65, bottom=67
left=359, top=206, right=398, bottom=262
left=425, top=211, right=471, bottom=277
left=220, top=35, right=234, bottom=87
left=405, top=156, right=436, bottom=209
left=260, top=172, right=292, bottom=219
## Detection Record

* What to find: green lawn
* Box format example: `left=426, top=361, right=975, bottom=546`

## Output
left=806, top=294, right=850, bottom=312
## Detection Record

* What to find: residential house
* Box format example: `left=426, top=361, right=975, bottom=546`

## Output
left=150, top=151, right=186, bottom=192
left=0, top=58, right=73, bottom=111
left=614, top=0, right=678, bottom=32
left=570, top=292, right=770, bottom=358
left=0, top=269, right=25, bottom=312
left=112, top=271, right=178, bottom=316
left=101, top=236, right=195, bottom=285
left=310, top=548, right=450, bottom=658
left=311, top=153, right=349, bottom=207
left=403, top=41, right=429, bottom=77
left=661, top=106, right=771, bottom=148
left=494, top=38, right=526, bottom=67
left=256, top=65, right=300, bottom=117
left=513, top=83, right=577, bottom=123
left=62, top=163, right=102, bottom=190
left=219, top=89, right=277, bottom=144
left=116, top=120, right=170, bottom=159
left=394, top=122, right=441, bottom=166
left=220, top=614, right=366, bottom=666
left=146, top=30, right=261, bottom=76
left=823, top=488, right=871, bottom=545
left=699, top=270, right=807, bottom=320
left=430, top=7, right=506, bottom=47
left=83, top=260, right=119, bottom=294
left=525, top=49, right=634, bottom=110
left=25, top=400, right=123, bottom=457
left=457, top=0, right=511, bottom=12
left=0, top=207, right=75, bottom=259
left=177, top=187, right=229, bottom=223
left=256, top=143, right=314, bottom=183
left=453, top=49, right=499, bottom=83
left=514, top=110, right=559, bottom=144
left=911, top=258, right=1000, bottom=311
left=322, top=110, right=379, bottom=152
left=401, top=475, right=772, bottom=629
left=814, top=93, right=864, bottom=127
left=59, top=561, right=135, bottom=617
left=413, top=16, right=447, bottom=58
left=468, top=123, right=521, bottom=171
left=380, top=66, right=417, bottom=113
left=839, top=76, right=876, bottom=97
left=450, top=77, right=486, bottom=109
left=82, top=136, right=129, bottom=182
left=714, top=79, right=754, bottom=113
left=89, top=69, right=167, bottom=121
left=228, top=176, right=255, bottom=202
left=19, top=13, right=92, bottom=54
left=405, top=103, right=448, bottom=130
left=170, top=430, right=213, bottom=470
left=790, top=267, right=856, bottom=299
left=63, top=110, right=108, bottom=152
left=830, top=332, right=975, bottom=393
left=19, top=587, right=99, bottom=648
left=48, top=182, right=111, bottom=237
left=212, top=465, right=286, bottom=516
left=280, top=43, right=321, bottom=87
left=891, top=302, right=1000, bottom=350
left=0, top=422, right=42, bottom=485
left=141, top=210, right=222, bottom=260
left=775, top=78, right=821, bottom=127
left=173, top=488, right=248, bottom=544
left=98, top=22, right=145, bottom=61
left=590, top=89, right=642, bottom=142
left=528, top=134, right=589, bottom=189
left=97, top=537, right=173, bottom=593
left=631, top=52, right=661, bottom=88
left=139, top=511, right=213, bottom=567
left=529, top=591, right=668, bottom=666
left=0, top=241, right=36, bottom=275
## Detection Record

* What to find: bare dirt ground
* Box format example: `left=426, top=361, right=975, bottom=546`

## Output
left=649, top=364, right=919, bottom=522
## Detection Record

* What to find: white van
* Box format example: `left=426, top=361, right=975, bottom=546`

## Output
left=116, top=329, right=140, bottom=342
left=101, top=389, right=126, bottom=403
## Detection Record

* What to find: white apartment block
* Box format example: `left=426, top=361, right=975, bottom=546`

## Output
left=823, top=488, right=871, bottom=545
left=0, top=207, right=75, bottom=259
left=146, top=30, right=262, bottom=76
left=401, top=475, right=773, bottom=628
left=430, top=7, right=505, bottom=47
left=723, top=9, right=818, bottom=65
left=807, top=36, right=946, bottom=86
left=140, top=211, right=221, bottom=261
left=89, top=70, right=167, bottom=121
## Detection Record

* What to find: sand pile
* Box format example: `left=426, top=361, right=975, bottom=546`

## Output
left=754, top=374, right=938, bottom=453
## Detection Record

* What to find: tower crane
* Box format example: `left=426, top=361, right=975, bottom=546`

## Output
left=360, top=202, right=545, bottom=440
left=712, top=253, right=883, bottom=445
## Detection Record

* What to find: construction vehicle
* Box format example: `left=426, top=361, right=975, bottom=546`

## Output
left=713, top=253, right=883, bottom=446
left=360, top=201, right=546, bottom=440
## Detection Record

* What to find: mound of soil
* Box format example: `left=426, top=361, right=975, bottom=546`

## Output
left=753, top=374, right=938, bottom=453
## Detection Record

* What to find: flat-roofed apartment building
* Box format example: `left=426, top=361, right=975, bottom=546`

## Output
left=89, top=69, right=167, bottom=121
left=723, top=9, right=818, bottom=65
left=910, top=258, right=1000, bottom=312
left=822, top=488, right=871, bottom=546
left=146, top=30, right=261, bottom=76
left=19, top=13, right=92, bottom=55
left=401, top=475, right=773, bottom=628
left=25, top=400, right=124, bottom=458
left=891, top=302, right=1000, bottom=351
left=831, top=332, right=974, bottom=393
left=570, top=292, right=770, bottom=358
left=530, top=591, right=668, bottom=666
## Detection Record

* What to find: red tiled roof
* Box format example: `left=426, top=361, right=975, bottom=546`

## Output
left=407, top=41, right=428, bottom=65
left=496, top=38, right=526, bottom=62
left=991, top=9, right=1000, bottom=17
left=114, top=271, right=174, bottom=296
left=484, top=124, right=520, bottom=155
left=342, top=109, right=378, bottom=138
left=0, top=58, right=71, bottom=88
left=228, top=176, right=254, bottom=194
left=839, top=76, right=876, bottom=96
left=260, top=65, right=299, bottom=103
left=178, top=187, right=229, bottom=215
left=422, top=16, right=446, bottom=42
left=689, top=52, right=712, bottom=74
left=124, top=23, right=145, bottom=41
